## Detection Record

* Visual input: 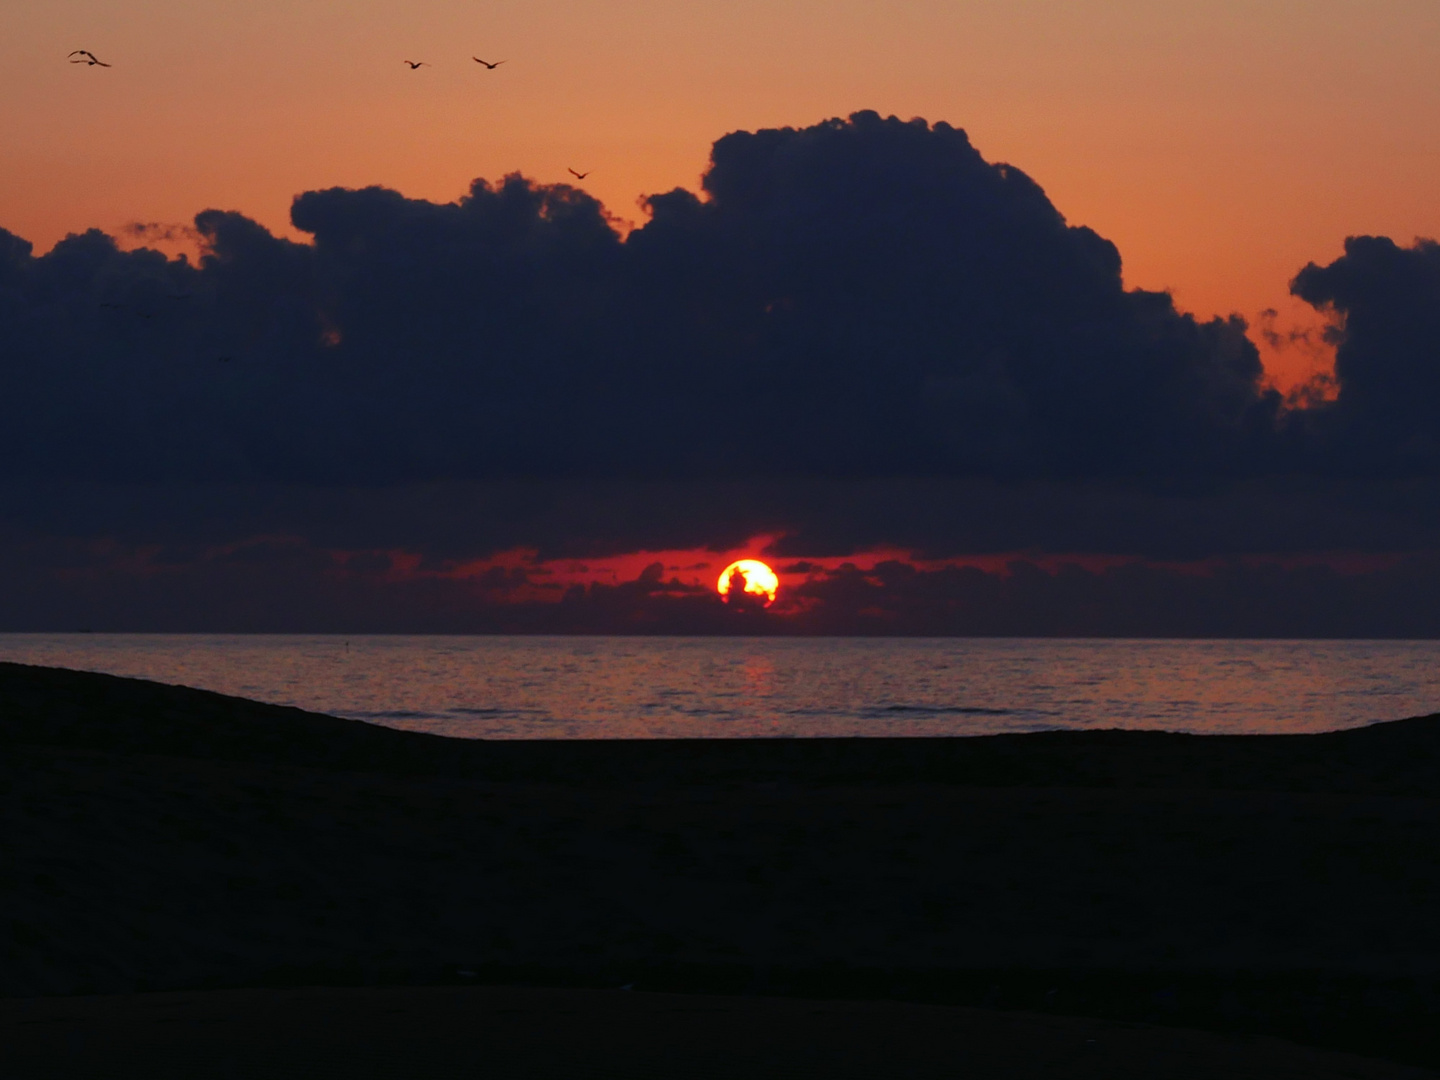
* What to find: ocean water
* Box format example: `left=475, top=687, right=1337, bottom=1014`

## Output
left=3, top=634, right=1439, bottom=739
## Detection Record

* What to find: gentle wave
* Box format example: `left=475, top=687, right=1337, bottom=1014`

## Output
left=868, top=704, right=1020, bottom=716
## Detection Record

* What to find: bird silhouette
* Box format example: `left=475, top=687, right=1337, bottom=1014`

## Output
left=403, top=60, right=428, bottom=69
left=567, top=168, right=590, bottom=180
left=472, top=57, right=505, bottom=69
left=68, top=50, right=111, bottom=67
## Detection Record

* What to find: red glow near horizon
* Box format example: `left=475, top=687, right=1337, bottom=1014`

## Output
left=317, top=535, right=1416, bottom=611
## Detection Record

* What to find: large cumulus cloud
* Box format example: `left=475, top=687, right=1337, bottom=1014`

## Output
left=0, top=111, right=1279, bottom=485
left=628, top=113, right=1276, bottom=478
left=5, top=111, right=1440, bottom=633
left=1289, top=236, right=1440, bottom=472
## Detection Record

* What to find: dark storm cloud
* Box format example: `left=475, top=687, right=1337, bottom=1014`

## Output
left=1289, top=236, right=1440, bottom=472
left=0, top=111, right=1279, bottom=486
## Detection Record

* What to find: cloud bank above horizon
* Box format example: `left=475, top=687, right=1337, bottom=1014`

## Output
left=3, top=111, right=1439, bottom=632
left=5, top=112, right=1438, bottom=484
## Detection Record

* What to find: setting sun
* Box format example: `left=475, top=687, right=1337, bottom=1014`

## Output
left=717, top=559, right=779, bottom=607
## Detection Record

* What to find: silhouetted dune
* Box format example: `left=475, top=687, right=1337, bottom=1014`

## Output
left=4, top=661, right=1440, bottom=1074
left=5, top=986, right=1431, bottom=1080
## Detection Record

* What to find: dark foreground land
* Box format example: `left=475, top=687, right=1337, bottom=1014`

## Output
left=4, top=660, right=1440, bottom=1077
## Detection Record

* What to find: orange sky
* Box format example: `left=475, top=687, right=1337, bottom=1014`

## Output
left=4, top=1, right=1439, bottom=391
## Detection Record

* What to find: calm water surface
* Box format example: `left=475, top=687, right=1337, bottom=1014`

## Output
left=2, top=635, right=1438, bottom=739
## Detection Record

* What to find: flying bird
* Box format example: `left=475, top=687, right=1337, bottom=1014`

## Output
left=472, top=57, right=505, bottom=69
left=68, top=50, right=111, bottom=67
left=567, top=168, right=590, bottom=180
left=403, top=60, right=427, bottom=69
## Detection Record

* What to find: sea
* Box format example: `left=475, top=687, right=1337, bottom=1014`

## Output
left=3, top=634, right=1439, bottom=739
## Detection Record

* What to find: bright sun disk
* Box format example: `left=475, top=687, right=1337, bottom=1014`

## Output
left=717, top=559, right=779, bottom=606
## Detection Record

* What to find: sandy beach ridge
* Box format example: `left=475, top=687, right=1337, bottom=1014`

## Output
left=4, top=660, right=1440, bottom=1076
